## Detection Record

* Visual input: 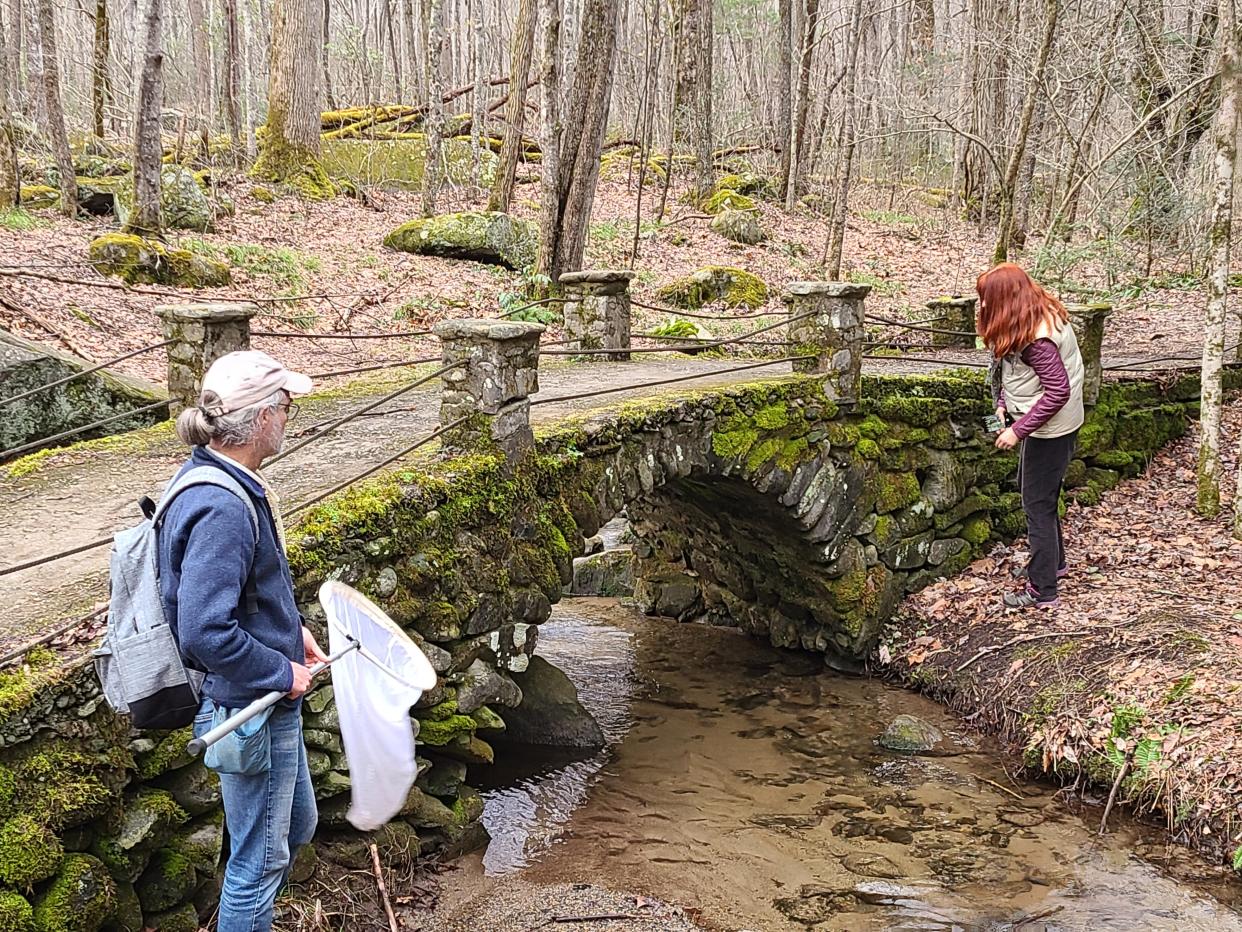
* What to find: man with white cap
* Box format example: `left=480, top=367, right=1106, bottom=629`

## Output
left=162, top=350, right=326, bottom=931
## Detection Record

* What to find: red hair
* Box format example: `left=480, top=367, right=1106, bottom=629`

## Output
left=975, top=263, right=1068, bottom=359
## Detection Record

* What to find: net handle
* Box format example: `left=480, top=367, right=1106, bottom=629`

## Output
left=185, top=638, right=361, bottom=757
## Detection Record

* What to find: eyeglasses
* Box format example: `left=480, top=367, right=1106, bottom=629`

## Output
left=277, top=400, right=300, bottom=421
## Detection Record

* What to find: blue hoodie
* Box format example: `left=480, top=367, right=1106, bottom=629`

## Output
left=157, top=446, right=304, bottom=708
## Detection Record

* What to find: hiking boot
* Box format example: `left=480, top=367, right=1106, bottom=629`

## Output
left=1002, top=585, right=1060, bottom=610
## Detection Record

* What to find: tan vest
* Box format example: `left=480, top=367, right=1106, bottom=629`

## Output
left=1001, top=318, right=1085, bottom=439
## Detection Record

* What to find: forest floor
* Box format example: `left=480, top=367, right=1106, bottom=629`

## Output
left=1, top=168, right=1238, bottom=388
left=883, top=400, right=1242, bottom=869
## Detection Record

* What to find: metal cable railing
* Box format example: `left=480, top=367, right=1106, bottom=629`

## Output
left=308, top=355, right=442, bottom=380
left=863, top=353, right=988, bottom=369
left=628, top=298, right=778, bottom=320
left=864, top=313, right=977, bottom=339
left=542, top=311, right=816, bottom=357
left=0, top=399, right=169, bottom=462
left=0, top=339, right=174, bottom=408
left=252, top=329, right=433, bottom=341
left=0, top=605, right=107, bottom=669
left=530, top=355, right=814, bottom=407
left=1102, top=341, right=1242, bottom=371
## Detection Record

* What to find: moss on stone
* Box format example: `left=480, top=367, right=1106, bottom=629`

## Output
left=134, top=729, right=193, bottom=781
left=871, top=395, right=955, bottom=427
left=701, top=189, right=756, bottom=214
left=960, top=516, right=992, bottom=547
left=856, top=438, right=881, bottom=460
left=384, top=211, right=536, bottom=269
left=827, top=423, right=860, bottom=447
left=873, top=472, right=921, bottom=514
left=712, top=426, right=759, bottom=460
left=15, top=745, right=127, bottom=831
left=656, top=266, right=768, bottom=310
left=858, top=414, right=887, bottom=440
left=776, top=437, right=810, bottom=471
left=0, top=815, right=63, bottom=888
left=87, top=233, right=230, bottom=287
left=251, top=186, right=276, bottom=203
left=135, top=847, right=195, bottom=913
left=417, top=714, right=478, bottom=747
left=31, top=854, right=116, bottom=932
left=0, top=891, right=33, bottom=932
left=753, top=404, right=789, bottom=431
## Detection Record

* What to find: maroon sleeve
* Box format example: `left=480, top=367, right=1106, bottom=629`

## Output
left=1011, top=339, right=1070, bottom=439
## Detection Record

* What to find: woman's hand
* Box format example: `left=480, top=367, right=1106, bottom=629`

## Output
left=995, top=405, right=1006, bottom=424
left=995, top=427, right=1020, bottom=450
left=302, top=626, right=329, bottom=666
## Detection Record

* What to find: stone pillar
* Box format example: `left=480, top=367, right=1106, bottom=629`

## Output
left=558, top=269, right=635, bottom=360
left=433, top=319, right=544, bottom=460
left=155, top=302, right=257, bottom=414
left=925, top=295, right=977, bottom=348
left=782, top=282, right=867, bottom=405
left=1068, top=302, right=1112, bottom=406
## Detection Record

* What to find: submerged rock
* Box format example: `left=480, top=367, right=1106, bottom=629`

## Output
left=384, top=211, right=537, bottom=269
left=497, top=655, right=605, bottom=748
left=656, top=265, right=768, bottom=310
left=88, top=233, right=231, bottom=287
left=877, top=714, right=944, bottom=754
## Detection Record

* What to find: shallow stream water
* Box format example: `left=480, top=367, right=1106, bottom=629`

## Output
left=461, top=598, right=1242, bottom=931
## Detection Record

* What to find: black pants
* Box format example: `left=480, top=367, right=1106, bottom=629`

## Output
left=1018, top=430, right=1077, bottom=600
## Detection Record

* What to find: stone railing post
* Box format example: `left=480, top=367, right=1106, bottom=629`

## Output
left=925, top=295, right=977, bottom=348
left=432, top=319, right=544, bottom=460
left=1068, top=302, right=1112, bottom=406
left=782, top=282, right=867, bottom=405
left=155, top=302, right=257, bottom=414
left=558, top=269, right=635, bottom=360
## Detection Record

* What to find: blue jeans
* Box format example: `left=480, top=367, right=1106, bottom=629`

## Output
left=194, top=698, right=318, bottom=932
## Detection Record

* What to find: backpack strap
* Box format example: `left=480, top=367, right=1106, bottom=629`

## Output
left=155, top=465, right=263, bottom=615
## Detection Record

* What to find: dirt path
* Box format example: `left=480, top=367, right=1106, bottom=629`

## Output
left=0, top=351, right=993, bottom=655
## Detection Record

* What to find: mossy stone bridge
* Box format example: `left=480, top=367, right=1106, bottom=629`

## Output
left=0, top=277, right=1218, bottom=932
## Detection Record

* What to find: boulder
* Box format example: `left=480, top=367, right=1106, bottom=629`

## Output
left=569, top=548, right=635, bottom=596
left=384, top=211, right=537, bottom=269
left=701, top=188, right=756, bottom=214
left=497, top=655, right=605, bottom=749
left=633, top=567, right=700, bottom=619
left=136, top=847, right=197, bottom=913
left=877, top=714, right=944, bottom=754
left=114, top=167, right=216, bottom=231
left=88, top=233, right=231, bottom=287
left=656, top=265, right=768, bottom=310
left=455, top=659, right=523, bottom=714
left=710, top=208, right=766, bottom=244
left=142, top=902, right=200, bottom=932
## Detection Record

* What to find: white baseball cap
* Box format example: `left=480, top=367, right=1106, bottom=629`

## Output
left=199, top=350, right=313, bottom=417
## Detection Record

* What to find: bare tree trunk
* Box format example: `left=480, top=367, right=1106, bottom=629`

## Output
left=127, top=0, right=164, bottom=235
left=420, top=0, right=446, bottom=216
left=240, top=0, right=259, bottom=157
left=25, top=0, right=46, bottom=130
left=1199, top=0, right=1238, bottom=519
left=825, top=0, right=863, bottom=279
left=222, top=0, right=243, bottom=159
left=992, top=0, right=1059, bottom=264
left=673, top=0, right=713, bottom=196
left=536, top=0, right=561, bottom=280
left=387, top=0, right=402, bottom=102
left=469, top=0, right=484, bottom=188
left=323, top=0, right=337, bottom=109
left=1012, top=98, right=1044, bottom=247
left=777, top=0, right=792, bottom=200
left=785, top=0, right=820, bottom=210
left=538, top=0, right=619, bottom=280
left=255, top=0, right=328, bottom=191
left=5, top=0, right=21, bottom=115
left=0, top=11, right=17, bottom=208
left=188, top=0, right=210, bottom=143
left=91, top=0, right=110, bottom=139
left=403, top=0, right=421, bottom=101
left=488, top=0, right=535, bottom=212
left=35, top=0, right=74, bottom=216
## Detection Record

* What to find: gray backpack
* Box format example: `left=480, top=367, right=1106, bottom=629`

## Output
left=94, top=466, right=259, bottom=730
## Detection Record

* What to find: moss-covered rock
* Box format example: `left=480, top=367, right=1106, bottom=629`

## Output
left=877, top=715, right=944, bottom=754
left=87, top=234, right=231, bottom=288
left=31, top=854, right=116, bottom=932
left=18, top=185, right=58, bottom=209
left=0, top=815, right=63, bottom=888
left=656, top=265, right=768, bottom=310
left=114, top=166, right=214, bottom=232
left=710, top=208, right=765, bottom=244
left=135, top=848, right=195, bottom=913
left=134, top=729, right=193, bottom=781
left=0, top=890, right=33, bottom=932
left=139, top=902, right=198, bottom=932
left=701, top=188, right=756, bottom=214
left=383, top=211, right=537, bottom=269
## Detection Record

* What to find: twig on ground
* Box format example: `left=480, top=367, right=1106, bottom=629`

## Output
left=369, top=844, right=400, bottom=932
left=956, top=630, right=1092, bottom=672
left=980, top=776, right=1025, bottom=800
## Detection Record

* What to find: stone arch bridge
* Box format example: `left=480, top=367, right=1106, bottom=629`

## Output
left=0, top=298, right=1211, bottom=931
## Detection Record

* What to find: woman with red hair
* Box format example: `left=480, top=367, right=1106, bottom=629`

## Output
left=976, top=263, right=1085, bottom=609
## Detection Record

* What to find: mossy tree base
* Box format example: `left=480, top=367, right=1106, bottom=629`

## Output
left=250, top=140, right=337, bottom=201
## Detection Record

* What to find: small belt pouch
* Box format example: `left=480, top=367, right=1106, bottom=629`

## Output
left=194, top=701, right=275, bottom=776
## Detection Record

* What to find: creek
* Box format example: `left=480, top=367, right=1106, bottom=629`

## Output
left=458, top=598, right=1242, bottom=931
